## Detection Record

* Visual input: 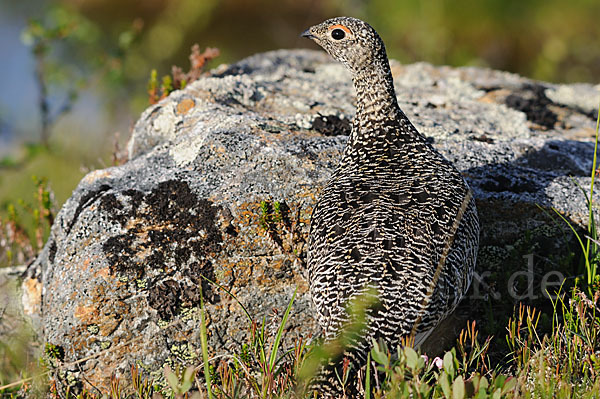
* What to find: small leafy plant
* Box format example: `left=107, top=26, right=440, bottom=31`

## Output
left=0, top=176, right=55, bottom=267
left=148, top=45, right=220, bottom=104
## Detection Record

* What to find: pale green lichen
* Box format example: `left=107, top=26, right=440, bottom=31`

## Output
left=169, top=342, right=198, bottom=363
left=157, top=319, right=169, bottom=329
left=179, top=306, right=199, bottom=322
left=65, top=370, right=78, bottom=386
left=87, top=324, right=100, bottom=334
left=136, top=278, right=148, bottom=289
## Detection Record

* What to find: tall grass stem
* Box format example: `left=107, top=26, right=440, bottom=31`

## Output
left=199, top=285, right=213, bottom=399
left=585, top=99, right=600, bottom=285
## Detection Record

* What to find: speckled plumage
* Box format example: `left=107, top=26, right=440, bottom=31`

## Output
left=302, top=17, right=479, bottom=395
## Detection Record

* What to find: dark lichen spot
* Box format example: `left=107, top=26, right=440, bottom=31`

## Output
left=476, top=85, right=501, bottom=93
left=148, top=279, right=181, bottom=320
left=312, top=114, right=351, bottom=136
left=146, top=180, right=197, bottom=222
left=258, top=123, right=282, bottom=133
left=225, top=224, right=238, bottom=236
left=276, top=201, right=291, bottom=228
left=219, top=207, right=238, bottom=236
left=99, top=193, right=123, bottom=213
left=479, top=172, right=539, bottom=193
left=123, top=189, right=144, bottom=208
left=185, top=260, right=218, bottom=302
left=99, top=193, right=130, bottom=225
left=102, top=180, right=222, bottom=311
left=471, top=134, right=495, bottom=144
left=67, top=184, right=111, bottom=235
left=505, top=84, right=557, bottom=129
left=49, top=241, right=57, bottom=264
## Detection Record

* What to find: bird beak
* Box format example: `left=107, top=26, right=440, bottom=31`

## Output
left=301, top=29, right=316, bottom=40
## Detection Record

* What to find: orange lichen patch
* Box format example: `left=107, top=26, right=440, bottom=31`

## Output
left=237, top=202, right=260, bottom=226
left=125, top=218, right=167, bottom=232
left=294, top=275, right=310, bottom=292
left=176, top=98, right=195, bottom=115
left=68, top=291, right=79, bottom=302
left=79, top=257, right=92, bottom=272
left=80, top=334, right=150, bottom=392
left=98, top=317, right=121, bottom=337
left=220, top=258, right=255, bottom=286
left=328, top=24, right=352, bottom=34
left=211, top=144, right=226, bottom=154
left=75, top=303, right=98, bottom=320
left=94, top=266, right=111, bottom=280
left=22, top=277, right=42, bottom=316
left=85, top=363, right=113, bottom=392
left=478, top=89, right=511, bottom=104
left=214, top=198, right=314, bottom=290
left=74, top=284, right=129, bottom=339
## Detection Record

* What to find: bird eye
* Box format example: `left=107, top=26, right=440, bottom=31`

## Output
left=331, top=28, right=346, bottom=40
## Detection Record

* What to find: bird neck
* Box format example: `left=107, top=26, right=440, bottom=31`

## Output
left=351, top=64, right=400, bottom=131
left=345, top=61, right=425, bottom=159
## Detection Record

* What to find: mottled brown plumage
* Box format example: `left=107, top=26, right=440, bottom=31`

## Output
left=302, top=17, right=479, bottom=396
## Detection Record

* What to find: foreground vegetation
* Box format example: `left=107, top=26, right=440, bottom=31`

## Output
left=1, top=259, right=600, bottom=398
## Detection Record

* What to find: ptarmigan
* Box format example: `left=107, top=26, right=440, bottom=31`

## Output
left=302, top=17, right=479, bottom=395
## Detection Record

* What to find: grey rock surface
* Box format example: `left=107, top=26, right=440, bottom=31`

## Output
left=22, top=49, right=599, bottom=390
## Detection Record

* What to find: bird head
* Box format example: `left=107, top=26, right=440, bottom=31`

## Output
left=301, top=17, right=387, bottom=75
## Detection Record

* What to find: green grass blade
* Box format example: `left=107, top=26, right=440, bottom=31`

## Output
left=199, top=285, right=213, bottom=399
left=200, top=275, right=253, bottom=323
left=588, top=99, right=600, bottom=284
left=589, top=99, right=600, bottom=235
left=583, top=98, right=600, bottom=285
left=200, top=275, right=268, bottom=363
left=535, top=203, right=573, bottom=255
left=365, top=352, right=371, bottom=399
left=588, top=130, right=598, bottom=228
left=551, top=207, right=591, bottom=279
left=268, top=288, right=297, bottom=372
left=259, top=316, right=267, bottom=366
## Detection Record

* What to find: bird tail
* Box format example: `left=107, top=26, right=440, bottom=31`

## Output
left=302, top=292, right=382, bottom=397
left=308, top=337, right=371, bottom=398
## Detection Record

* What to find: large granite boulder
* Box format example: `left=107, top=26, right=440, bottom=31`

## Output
left=22, top=49, right=599, bottom=390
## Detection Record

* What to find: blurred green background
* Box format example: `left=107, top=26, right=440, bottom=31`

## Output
left=0, top=0, right=599, bottom=230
